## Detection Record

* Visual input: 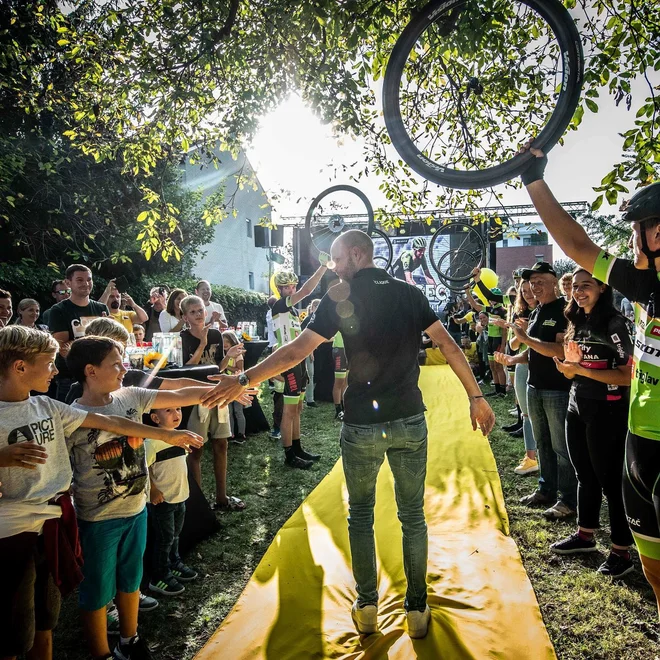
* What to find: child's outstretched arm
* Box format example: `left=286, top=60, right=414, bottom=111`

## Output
left=81, top=413, right=203, bottom=450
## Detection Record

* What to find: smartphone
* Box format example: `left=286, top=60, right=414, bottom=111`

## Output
left=113, top=275, right=129, bottom=293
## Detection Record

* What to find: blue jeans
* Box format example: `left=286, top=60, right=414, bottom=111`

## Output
left=514, top=363, right=535, bottom=452
left=341, top=412, right=428, bottom=612
left=148, top=502, right=186, bottom=580
left=527, top=386, right=577, bottom=510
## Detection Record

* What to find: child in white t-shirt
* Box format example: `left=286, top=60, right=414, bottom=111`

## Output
left=0, top=326, right=200, bottom=660
left=146, top=406, right=197, bottom=596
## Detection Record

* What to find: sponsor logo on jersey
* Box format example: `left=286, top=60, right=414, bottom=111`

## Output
left=652, top=326, right=660, bottom=338
left=635, top=368, right=660, bottom=386
left=611, top=333, right=620, bottom=343
left=542, top=319, right=557, bottom=327
left=627, top=515, right=641, bottom=528
left=373, top=280, right=390, bottom=285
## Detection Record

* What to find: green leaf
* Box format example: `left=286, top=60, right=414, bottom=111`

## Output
left=591, top=195, right=604, bottom=212
left=585, top=99, right=599, bottom=113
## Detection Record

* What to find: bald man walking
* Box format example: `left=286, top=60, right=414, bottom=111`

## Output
left=203, top=230, right=495, bottom=638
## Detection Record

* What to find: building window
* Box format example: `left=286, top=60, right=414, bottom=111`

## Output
left=246, top=218, right=252, bottom=238
left=523, top=236, right=532, bottom=246
left=248, top=272, right=254, bottom=290
left=502, top=239, right=508, bottom=247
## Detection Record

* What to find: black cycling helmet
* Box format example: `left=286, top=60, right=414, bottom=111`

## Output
left=621, top=182, right=660, bottom=270
left=620, top=182, right=660, bottom=224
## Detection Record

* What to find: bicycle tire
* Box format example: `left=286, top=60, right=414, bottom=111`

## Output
left=383, top=0, right=583, bottom=189
left=371, top=227, right=394, bottom=271
left=428, top=221, right=485, bottom=282
left=305, top=185, right=375, bottom=254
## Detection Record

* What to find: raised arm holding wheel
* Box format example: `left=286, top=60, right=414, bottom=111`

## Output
left=521, top=146, right=660, bottom=614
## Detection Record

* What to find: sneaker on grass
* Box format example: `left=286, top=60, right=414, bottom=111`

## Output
left=113, top=635, right=153, bottom=660
left=542, top=501, right=577, bottom=521
left=514, top=456, right=539, bottom=476
left=138, top=593, right=158, bottom=612
left=284, top=453, right=313, bottom=469
left=551, top=532, right=598, bottom=555
left=598, top=552, right=634, bottom=578
left=519, top=490, right=554, bottom=507
left=149, top=575, right=185, bottom=596
left=107, top=602, right=120, bottom=635
left=171, top=561, right=198, bottom=582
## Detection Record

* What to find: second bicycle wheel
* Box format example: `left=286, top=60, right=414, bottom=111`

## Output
left=429, top=222, right=485, bottom=284
left=370, top=227, right=394, bottom=271
left=305, top=185, right=375, bottom=255
left=383, top=0, right=583, bottom=189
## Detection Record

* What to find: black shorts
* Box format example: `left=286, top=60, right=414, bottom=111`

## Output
left=282, top=361, right=308, bottom=403
left=623, top=431, right=660, bottom=559
left=333, top=347, right=348, bottom=376
left=487, top=335, right=504, bottom=358
left=0, top=532, right=61, bottom=656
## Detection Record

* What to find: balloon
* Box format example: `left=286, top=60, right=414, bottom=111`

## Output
left=473, top=268, right=498, bottom=305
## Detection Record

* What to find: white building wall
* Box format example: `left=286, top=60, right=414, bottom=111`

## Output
left=180, top=149, right=271, bottom=294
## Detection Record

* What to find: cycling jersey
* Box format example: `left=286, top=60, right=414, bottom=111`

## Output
left=593, top=249, right=660, bottom=559
left=485, top=304, right=506, bottom=339
left=332, top=332, right=344, bottom=349
left=272, top=296, right=301, bottom=349
left=570, top=315, right=632, bottom=401
left=392, top=250, right=431, bottom=281
left=593, top=250, right=660, bottom=441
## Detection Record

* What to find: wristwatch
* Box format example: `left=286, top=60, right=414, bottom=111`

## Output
left=237, top=372, right=250, bottom=388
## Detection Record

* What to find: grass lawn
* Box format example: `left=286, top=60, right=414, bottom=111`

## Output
left=53, top=388, right=659, bottom=659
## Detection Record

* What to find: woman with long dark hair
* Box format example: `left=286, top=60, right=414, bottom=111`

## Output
left=552, top=268, right=634, bottom=577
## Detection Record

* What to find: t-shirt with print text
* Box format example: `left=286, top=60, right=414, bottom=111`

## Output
left=69, top=387, right=158, bottom=522
left=0, top=396, right=88, bottom=537
left=180, top=328, right=225, bottom=367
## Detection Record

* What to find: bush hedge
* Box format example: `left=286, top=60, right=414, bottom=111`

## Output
left=0, top=261, right=268, bottom=334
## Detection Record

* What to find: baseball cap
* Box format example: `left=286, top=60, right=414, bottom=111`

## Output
left=521, top=261, right=557, bottom=280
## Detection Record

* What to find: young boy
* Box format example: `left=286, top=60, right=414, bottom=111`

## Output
left=132, top=324, right=146, bottom=346
left=146, top=406, right=197, bottom=596
left=0, top=326, right=202, bottom=660
left=65, top=336, right=216, bottom=660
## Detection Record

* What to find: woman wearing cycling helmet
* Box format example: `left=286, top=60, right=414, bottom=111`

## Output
left=521, top=145, right=660, bottom=613
left=552, top=269, right=634, bottom=577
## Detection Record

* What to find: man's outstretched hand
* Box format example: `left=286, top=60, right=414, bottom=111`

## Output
left=201, top=375, right=258, bottom=408
left=519, top=141, right=548, bottom=186
left=470, top=397, right=496, bottom=436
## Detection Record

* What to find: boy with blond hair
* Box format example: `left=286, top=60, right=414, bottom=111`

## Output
left=64, top=336, right=224, bottom=660
left=0, top=326, right=203, bottom=660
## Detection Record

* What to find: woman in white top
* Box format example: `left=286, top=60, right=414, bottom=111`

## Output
left=159, top=288, right=187, bottom=332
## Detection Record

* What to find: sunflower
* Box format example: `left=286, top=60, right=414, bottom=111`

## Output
left=143, top=351, right=163, bottom=369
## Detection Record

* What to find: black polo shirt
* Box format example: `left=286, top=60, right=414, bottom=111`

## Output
left=527, top=297, right=570, bottom=391
left=307, top=267, right=438, bottom=424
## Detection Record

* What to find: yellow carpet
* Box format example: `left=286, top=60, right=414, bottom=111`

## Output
left=196, top=366, right=555, bottom=659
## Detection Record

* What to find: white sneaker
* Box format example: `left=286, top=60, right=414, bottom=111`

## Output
left=407, top=606, right=431, bottom=639
left=351, top=600, right=378, bottom=634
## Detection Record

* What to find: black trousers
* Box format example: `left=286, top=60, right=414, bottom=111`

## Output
left=566, top=395, right=633, bottom=547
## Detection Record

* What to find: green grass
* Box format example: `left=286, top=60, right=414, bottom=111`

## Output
left=53, top=390, right=660, bottom=659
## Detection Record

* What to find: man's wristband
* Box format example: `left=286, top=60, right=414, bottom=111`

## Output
left=469, top=395, right=484, bottom=400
